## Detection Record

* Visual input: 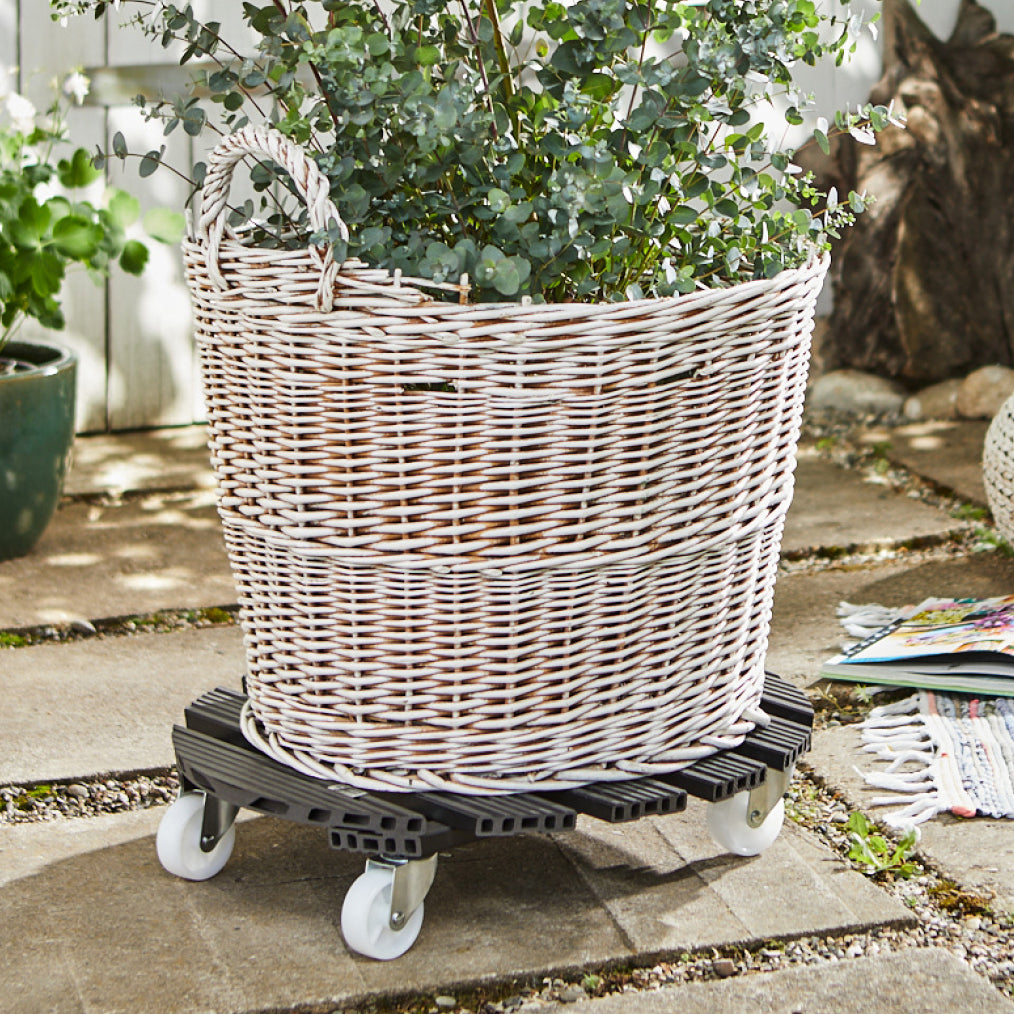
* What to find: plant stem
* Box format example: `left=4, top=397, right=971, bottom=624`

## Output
left=481, top=0, right=520, bottom=139
left=460, top=0, right=499, bottom=139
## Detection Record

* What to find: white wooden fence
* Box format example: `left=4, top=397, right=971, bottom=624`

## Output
left=2, top=1, right=1009, bottom=432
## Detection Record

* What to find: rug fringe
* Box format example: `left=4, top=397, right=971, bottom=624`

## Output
left=853, top=679, right=1014, bottom=825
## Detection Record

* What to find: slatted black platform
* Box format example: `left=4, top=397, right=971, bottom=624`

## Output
left=173, top=673, right=812, bottom=859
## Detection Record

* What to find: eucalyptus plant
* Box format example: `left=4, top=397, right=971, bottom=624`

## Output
left=53, top=0, right=896, bottom=303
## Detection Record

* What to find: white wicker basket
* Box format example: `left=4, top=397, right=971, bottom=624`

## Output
left=184, top=126, right=828, bottom=794
left=984, top=393, right=1014, bottom=544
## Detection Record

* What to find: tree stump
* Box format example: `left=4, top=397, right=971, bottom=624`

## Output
left=820, top=0, right=1014, bottom=385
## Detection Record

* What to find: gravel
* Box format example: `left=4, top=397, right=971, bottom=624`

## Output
left=0, top=771, right=179, bottom=823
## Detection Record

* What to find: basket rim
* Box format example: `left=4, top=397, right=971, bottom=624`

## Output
left=184, top=229, right=829, bottom=320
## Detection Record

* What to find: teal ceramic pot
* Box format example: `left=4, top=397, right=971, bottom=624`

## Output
left=0, top=341, right=77, bottom=560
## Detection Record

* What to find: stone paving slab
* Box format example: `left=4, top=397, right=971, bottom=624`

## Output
left=0, top=626, right=245, bottom=784
left=541, top=948, right=1014, bottom=1014
left=0, top=799, right=913, bottom=1014
left=857, top=420, right=991, bottom=507
left=0, top=490, right=234, bottom=629
left=782, top=450, right=963, bottom=557
left=806, top=724, right=1014, bottom=916
left=65, top=426, right=213, bottom=498
left=557, top=807, right=907, bottom=954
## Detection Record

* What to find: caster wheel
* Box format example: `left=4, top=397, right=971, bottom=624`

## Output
left=156, top=792, right=235, bottom=881
left=707, top=791, right=785, bottom=857
left=341, top=866, right=424, bottom=960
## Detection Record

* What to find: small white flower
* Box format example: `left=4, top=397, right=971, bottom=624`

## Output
left=5, top=92, right=36, bottom=134
left=63, top=71, right=90, bottom=105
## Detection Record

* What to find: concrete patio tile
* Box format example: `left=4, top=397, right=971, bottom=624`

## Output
left=0, top=490, right=234, bottom=629
left=0, top=810, right=368, bottom=1014
left=807, top=724, right=1014, bottom=916
left=650, top=809, right=914, bottom=940
left=540, top=949, right=1014, bottom=1014
left=857, top=419, right=991, bottom=507
left=353, top=833, right=629, bottom=993
left=65, top=426, right=214, bottom=498
left=552, top=807, right=913, bottom=957
left=0, top=626, right=245, bottom=784
left=552, top=818, right=752, bottom=953
left=0, top=795, right=920, bottom=1014
left=0, top=808, right=626, bottom=1013
left=783, top=452, right=962, bottom=557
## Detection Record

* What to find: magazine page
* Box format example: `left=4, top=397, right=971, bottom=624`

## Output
left=841, top=595, right=1014, bottom=664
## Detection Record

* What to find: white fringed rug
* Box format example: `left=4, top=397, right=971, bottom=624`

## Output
left=859, top=691, right=1014, bottom=827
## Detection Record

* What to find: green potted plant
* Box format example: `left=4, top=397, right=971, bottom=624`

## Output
left=0, top=71, right=179, bottom=560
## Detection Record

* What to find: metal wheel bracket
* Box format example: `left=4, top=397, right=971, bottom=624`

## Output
left=746, top=765, right=793, bottom=829
left=367, top=854, right=438, bottom=931
left=200, top=795, right=240, bottom=853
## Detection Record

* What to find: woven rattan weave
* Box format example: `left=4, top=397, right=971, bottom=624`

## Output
left=984, top=394, right=1014, bottom=545
left=184, top=126, right=828, bottom=794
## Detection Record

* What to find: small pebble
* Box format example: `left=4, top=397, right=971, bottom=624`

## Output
left=557, top=986, right=586, bottom=1003
left=435, top=997, right=457, bottom=1010
left=711, top=958, right=736, bottom=978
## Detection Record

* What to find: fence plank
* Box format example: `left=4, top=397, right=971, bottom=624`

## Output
left=105, top=107, right=195, bottom=430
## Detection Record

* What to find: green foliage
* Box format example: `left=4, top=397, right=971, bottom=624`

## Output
left=950, top=503, right=988, bottom=522
left=846, top=811, right=918, bottom=879
left=0, top=77, right=159, bottom=349
left=53, top=0, right=896, bottom=303
left=971, top=527, right=1014, bottom=557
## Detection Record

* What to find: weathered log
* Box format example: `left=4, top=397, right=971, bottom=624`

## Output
left=819, top=0, right=1014, bottom=385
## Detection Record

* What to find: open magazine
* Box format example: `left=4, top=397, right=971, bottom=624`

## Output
left=821, top=595, right=1014, bottom=696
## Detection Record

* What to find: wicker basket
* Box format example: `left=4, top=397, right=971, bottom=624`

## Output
left=184, top=126, right=828, bottom=794
left=984, top=394, right=1014, bottom=544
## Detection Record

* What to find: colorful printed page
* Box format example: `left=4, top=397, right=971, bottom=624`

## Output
left=839, top=596, right=1014, bottom=663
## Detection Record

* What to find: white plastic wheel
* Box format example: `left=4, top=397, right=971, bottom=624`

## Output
left=341, top=866, right=424, bottom=960
left=156, top=792, right=236, bottom=881
left=707, top=791, right=785, bottom=857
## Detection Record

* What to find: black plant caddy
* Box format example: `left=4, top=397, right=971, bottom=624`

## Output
left=159, top=671, right=812, bottom=959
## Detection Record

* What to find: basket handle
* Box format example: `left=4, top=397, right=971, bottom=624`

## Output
left=197, top=125, right=348, bottom=313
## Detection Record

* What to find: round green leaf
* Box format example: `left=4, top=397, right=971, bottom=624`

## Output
left=107, top=189, right=141, bottom=229
left=52, top=216, right=103, bottom=259
left=143, top=208, right=186, bottom=244
left=119, top=239, right=150, bottom=275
